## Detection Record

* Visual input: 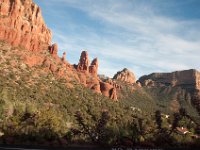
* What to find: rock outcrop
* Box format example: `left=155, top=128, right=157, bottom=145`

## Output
left=89, top=58, right=98, bottom=76
left=113, top=68, right=136, bottom=84
left=61, top=52, right=66, bottom=62
left=138, top=69, right=200, bottom=113
left=0, top=0, right=52, bottom=51
left=49, top=43, right=58, bottom=56
left=139, top=69, right=199, bottom=89
left=77, top=51, right=90, bottom=73
left=100, top=82, right=118, bottom=100
left=75, top=51, right=119, bottom=100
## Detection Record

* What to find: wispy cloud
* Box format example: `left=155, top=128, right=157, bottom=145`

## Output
left=34, top=0, right=200, bottom=78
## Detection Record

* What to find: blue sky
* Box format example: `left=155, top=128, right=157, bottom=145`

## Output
left=34, top=0, right=200, bottom=78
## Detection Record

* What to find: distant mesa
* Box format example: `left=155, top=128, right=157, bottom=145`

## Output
left=138, top=69, right=200, bottom=113
left=113, top=68, right=136, bottom=84
left=138, top=69, right=200, bottom=88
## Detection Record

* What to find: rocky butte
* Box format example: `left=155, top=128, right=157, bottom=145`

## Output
left=113, top=68, right=136, bottom=84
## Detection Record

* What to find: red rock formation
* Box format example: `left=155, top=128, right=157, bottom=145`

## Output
left=100, top=82, right=118, bottom=100
left=43, top=58, right=51, bottom=68
left=91, top=84, right=101, bottom=94
left=75, top=51, right=119, bottom=100
left=61, top=52, right=66, bottom=62
left=100, top=82, right=113, bottom=97
left=49, top=43, right=58, bottom=56
left=87, top=78, right=101, bottom=94
left=49, top=43, right=61, bottom=63
left=23, top=54, right=44, bottom=67
left=110, top=87, right=117, bottom=100
left=0, top=0, right=119, bottom=101
left=49, top=63, right=57, bottom=73
left=77, top=51, right=90, bottom=73
left=106, top=78, right=121, bottom=89
left=136, top=81, right=142, bottom=87
left=89, top=58, right=98, bottom=76
left=0, top=0, right=52, bottom=51
left=195, top=71, right=200, bottom=90
left=78, top=73, right=87, bottom=86
left=139, top=69, right=199, bottom=88
left=113, top=68, right=136, bottom=84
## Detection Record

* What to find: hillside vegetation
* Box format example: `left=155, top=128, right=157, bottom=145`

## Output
left=0, top=41, right=200, bottom=148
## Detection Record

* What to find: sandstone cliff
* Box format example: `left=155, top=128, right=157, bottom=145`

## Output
left=0, top=0, right=52, bottom=51
left=139, top=69, right=200, bottom=90
left=138, top=69, right=200, bottom=113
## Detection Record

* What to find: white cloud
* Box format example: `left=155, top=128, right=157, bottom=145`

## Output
left=35, top=0, right=200, bottom=78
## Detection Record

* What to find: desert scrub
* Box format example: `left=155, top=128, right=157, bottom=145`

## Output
left=0, top=99, right=5, bottom=119
left=0, top=105, right=69, bottom=140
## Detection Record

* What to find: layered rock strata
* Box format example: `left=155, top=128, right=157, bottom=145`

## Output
left=138, top=69, right=200, bottom=113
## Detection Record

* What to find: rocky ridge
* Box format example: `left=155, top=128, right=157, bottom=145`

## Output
left=138, top=69, right=200, bottom=113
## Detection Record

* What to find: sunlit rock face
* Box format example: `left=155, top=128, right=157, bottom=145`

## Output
left=0, top=0, right=52, bottom=51
left=113, top=68, right=136, bottom=84
left=139, top=69, right=198, bottom=88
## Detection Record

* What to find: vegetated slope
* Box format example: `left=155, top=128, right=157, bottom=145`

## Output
left=111, top=68, right=199, bottom=120
left=0, top=41, right=142, bottom=145
left=1, top=41, right=200, bottom=147
left=117, top=81, right=200, bottom=123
